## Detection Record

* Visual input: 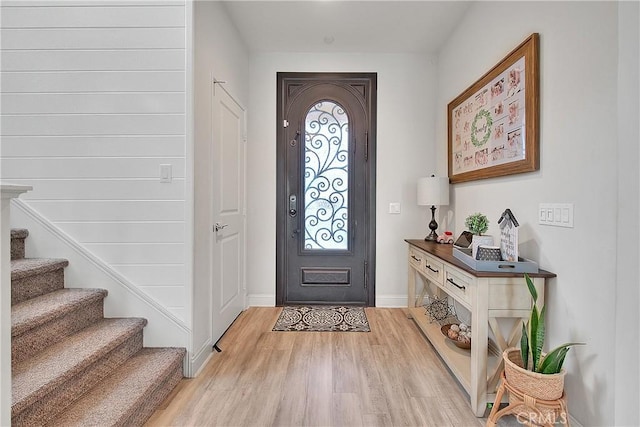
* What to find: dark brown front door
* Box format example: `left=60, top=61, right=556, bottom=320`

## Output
left=276, top=73, right=376, bottom=306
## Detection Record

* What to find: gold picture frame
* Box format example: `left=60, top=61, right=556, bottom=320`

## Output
left=448, top=33, right=540, bottom=184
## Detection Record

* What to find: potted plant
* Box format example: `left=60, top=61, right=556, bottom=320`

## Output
left=465, top=212, right=489, bottom=235
left=465, top=213, right=492, bottom=258
left=502, top=273, right=584, bottom=400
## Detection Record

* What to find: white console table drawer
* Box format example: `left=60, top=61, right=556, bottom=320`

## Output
left=423, top=253, right=444, bottom=284
left=409, top=246, right=425, bottom=272
left=444, top=266, right=472, bottom=309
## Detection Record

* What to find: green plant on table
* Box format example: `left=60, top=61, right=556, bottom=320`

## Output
left=520, top=273, right=585, bottom=374
left=465, top=212, right=489, bottom=235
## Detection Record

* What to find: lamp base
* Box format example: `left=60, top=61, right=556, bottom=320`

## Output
left=424, top=230, right=438, bottom=242
left=424, top=205, right=439, bottom=242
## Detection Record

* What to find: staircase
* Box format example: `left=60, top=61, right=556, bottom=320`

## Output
left=10, top=228, right=185, bottom=426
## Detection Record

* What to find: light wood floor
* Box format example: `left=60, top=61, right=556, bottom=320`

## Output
left=146, top=307, right=487, bottom=427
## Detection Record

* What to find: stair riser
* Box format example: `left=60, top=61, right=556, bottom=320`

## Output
left=12, top=268, right=65, bottom=305
left=12, top=331, right=144, bottom=426
left=11, top=237, right=26, bottom=260
left=121, top=365, right=184, bottom=427
left=12, top=299, right=105, bottom=366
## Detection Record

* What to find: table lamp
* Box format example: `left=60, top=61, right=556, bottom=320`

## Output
left=417, top=175, right=450, bottom=241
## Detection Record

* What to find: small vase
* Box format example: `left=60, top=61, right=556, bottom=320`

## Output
left=471, top=235, right=494, bottom=259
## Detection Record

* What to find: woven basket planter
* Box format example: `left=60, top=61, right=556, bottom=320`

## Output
left=503, top=348, right=566, bottom=401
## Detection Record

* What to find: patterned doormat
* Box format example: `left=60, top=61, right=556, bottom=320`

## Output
left=272, top=306, right=370, bottom=332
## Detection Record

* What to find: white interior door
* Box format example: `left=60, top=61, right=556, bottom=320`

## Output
left=211, top=84, right=246, bottom=346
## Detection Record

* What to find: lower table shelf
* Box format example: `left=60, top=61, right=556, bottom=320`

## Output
left=408, top=306, right=501, bottom=406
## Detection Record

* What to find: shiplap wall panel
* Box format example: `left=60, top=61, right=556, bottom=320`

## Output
left=84, top=243, right=185, bottom=264
left=2, top=71, right=185, bottom=93
left=1, top=136, right=184, bottom=157
left=11, top=179, right=185, bottom=200
left=2, top=50, right=185, bottom=71
left=2, top=93, right=185, bottom=114
left=1, top=6, right=185, bottom=28
left=113, top=264, right=185, bottom=286
left=137, top=286, right=185, bottom=307
left=0, top=0, right=187, bottom=321
left=2, top=1, right=184, bottom=7
left=58, top=222, right=185, bottom=243
left=1, top=158, right=186, bottom=179
left=26, top=200, right=185, bottom=222
left=3, top=114, right=185, bottom=135
left=1, top=28, right=186, bottom=50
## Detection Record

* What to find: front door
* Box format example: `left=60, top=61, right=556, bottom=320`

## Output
left=276, top=73, right=376, bottom=306
left=211, top=84, right=245, bottom=344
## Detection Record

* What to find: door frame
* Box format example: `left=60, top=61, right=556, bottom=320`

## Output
left=275, top=72, right=377, bottom=306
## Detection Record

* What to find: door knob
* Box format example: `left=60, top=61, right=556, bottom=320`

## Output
left=214, top=222, right=228, bottom=232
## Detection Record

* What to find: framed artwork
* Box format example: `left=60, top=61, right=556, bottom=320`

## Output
left=448, top=33, right=539, bottom=184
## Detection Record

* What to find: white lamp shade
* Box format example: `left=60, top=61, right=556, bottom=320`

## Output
left=417, top=176, right=450, bottom=206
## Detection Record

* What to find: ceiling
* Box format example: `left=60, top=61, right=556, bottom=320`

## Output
left=221, top=1, right=472, bottom=54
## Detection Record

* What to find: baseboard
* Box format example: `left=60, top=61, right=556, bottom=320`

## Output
left=375, top=295, right=408, bottom=308
left=568, top=414, right=583, bottom=427
left=247, top=293, right=275, bottom=306
left=246, top=294, right=408, bottom=308
left=189, top=339, right=214, bottom=378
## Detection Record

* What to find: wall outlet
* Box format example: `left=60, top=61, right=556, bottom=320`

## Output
left=539, top=203, right=573, bottom=228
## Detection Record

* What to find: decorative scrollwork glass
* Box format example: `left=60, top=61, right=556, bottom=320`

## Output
left=304, top=101, right=349, bottom=250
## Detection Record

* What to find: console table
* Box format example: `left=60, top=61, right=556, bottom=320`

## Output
left=405, top=239, right=556, bottom=417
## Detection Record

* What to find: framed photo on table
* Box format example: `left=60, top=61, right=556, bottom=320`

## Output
left=448, top=33, right=540, bottom=184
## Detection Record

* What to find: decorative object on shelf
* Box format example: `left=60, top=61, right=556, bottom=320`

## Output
left=417, top=175, right=450, bottom=241
left=441, top=323, right=472, bottom=349
left=423, top=295, right=456, bottom=324
left=498, top=208, right=519, bottom=261
left=465, top=212, right=493, bottom=258
left=448, top=33, right=540, bottom=184
left=452, top=230, right=473, bottom=248
left=476, top=245, right=502, bottom=261
left=437, top=231, right=454, bottom=244
left=487, top=273, right=584, bottom=425
left=465, top=212, right=489, bottom=235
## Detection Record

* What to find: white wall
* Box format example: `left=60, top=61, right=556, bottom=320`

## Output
left=247, top=53, right=435, bottom=307
left=0, top=0, right=189, bottom=322
left=191, top=0, right=249, bottom=372
left=614, top=2, right=640, bottom=425
left=435, top=2, right=634, bottom=425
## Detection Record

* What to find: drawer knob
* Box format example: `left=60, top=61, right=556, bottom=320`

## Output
left=447, top=277, right=466, bottom=290
left=411, top=255, right=421, bottom=262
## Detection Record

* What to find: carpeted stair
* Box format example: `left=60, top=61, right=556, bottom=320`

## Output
left=10, top=228, right=185, bottom=426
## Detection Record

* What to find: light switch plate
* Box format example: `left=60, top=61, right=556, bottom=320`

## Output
left=160, top=164, right=172, bottom=183
left=389, top=202, right=401, bottom=214
left=539, top=203, right=573, bottom=228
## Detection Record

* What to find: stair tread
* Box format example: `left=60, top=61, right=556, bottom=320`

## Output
left=12, top=288, right=108, bottom=337
left=12, top=317, right=147, bottom=414
left=11, top=258, right=69, bottom=280
left=51, top=347, right=185, bottom=426
left=11, top=228, right=29, bottom=239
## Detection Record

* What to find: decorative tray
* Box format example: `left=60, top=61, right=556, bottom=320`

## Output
left=452, top=247, right=539, bottom=273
